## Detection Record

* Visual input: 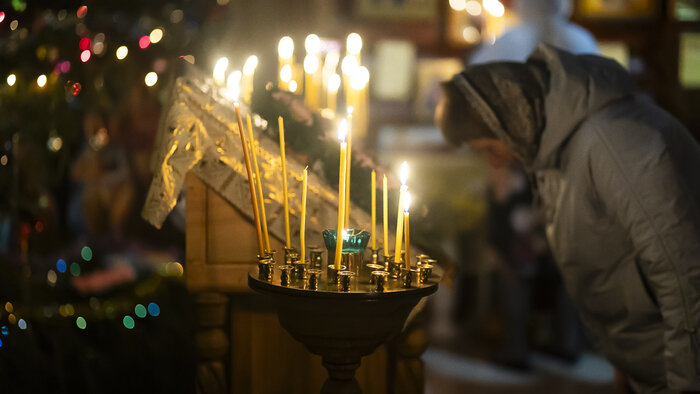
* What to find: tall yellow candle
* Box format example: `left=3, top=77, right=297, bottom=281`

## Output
left=327, top=74, right=340, bottom=114
left=394, top=162, right=409, bottom=264
left=247, top=114, right=270, bottom=253
left=278, top=36, right=294, bottom=90
left=371, top=170, right=376, bottom=250
left=234, top=103, right=264, bottom=257
left=300, top=167, right=308, bottom=263
left=383, top=174, right=389, bottom=257
left=403, top=191, right=412, bottom=269
left=278, top=116, right=291, bottom=249
left=344, top=111, right=353, bottom=226
left=334, top=120, right=349, bottom=270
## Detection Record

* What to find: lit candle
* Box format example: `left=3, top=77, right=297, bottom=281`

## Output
left=334, top=120, right=349, bottom=270
left=346, top=32, right=362, bottom=64
left=304, top=34, right=321, bottom=110
left=383, top=174, right=389, bottom=257
left=327, top=73, right=340, bottom=114
left=247, top=114, right=270, bottom=253
left=403, top=191, right=412, bottom=269
left=213, top=57, right=229, bottom=86
left=278, top=116, right=291, bottom=249
left=344, top=109, right=353, bottom=227
left=232, top=83, right=264, bottom=256
left=371, top=170, right=376, bottom=250
left=278, top=36, right=294, bottom=90
left=394, top=162, right=409, bottom=265
left=350, top=66, right=370, bottom=137
left=242, top=55, right=258, bottom=104
left=322, top=51, right=340, bottom=109
left=300, top=167, right=308, bottom=264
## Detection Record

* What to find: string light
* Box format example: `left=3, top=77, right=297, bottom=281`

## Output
left=144, top=72, right=158, bottom=87
left=7, top=74, right=16, bottom=86
left=37, top=74, right=47, bottom=88
left=116, top=46, right=128, bottom=60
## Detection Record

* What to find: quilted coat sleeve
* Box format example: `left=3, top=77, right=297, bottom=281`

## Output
left=590, top=122, right=700, bottom=391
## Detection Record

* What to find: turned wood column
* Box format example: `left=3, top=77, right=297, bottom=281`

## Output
left=194, top=293, right=229, bottom=394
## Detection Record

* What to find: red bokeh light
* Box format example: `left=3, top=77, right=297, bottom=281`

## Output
left=77, top=5, right=88, bottom=19
left=72, top=82, right=82, bottom=95
left=35, top=221, right=44, bottom=233
left=138, top=35, right=151, bottom=49
left=79, top=37, right=91, bottom=50
left=0, top=12, right=5, bottom=23
left=80, top=49, right=91, bottom=63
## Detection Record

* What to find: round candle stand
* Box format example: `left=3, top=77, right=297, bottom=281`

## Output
left=327, top=264, right=347, bottom=285
left=338, top=271, right=356, bottom=292
left=258, top=258, right=275, bottom=281
left=293, top=260, right=308, bottom=280
left=365, top=263, right=385, bottom=279
left=248, top=264, right=439, bottom=394
left=284, top=248, right=299, bottom=265
left=278, top=265, right=293, bottom=286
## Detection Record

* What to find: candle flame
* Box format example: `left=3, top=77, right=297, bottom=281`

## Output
left=341, top=55, right=358, bottom=76
left=304, top=54, right=319, bottom=74
left=278, top=36, right=294, bottom=59
left=243, top=55, right=258, bottom=76
left=346, top=33, right=362, bottom=55
left=403, top=191, right=412, bottom=213
left=338, top=119, right=348, bottom=142
left=213, top=57, right=229, bottom=85
left=289, top=80, right=298, bottom=93
left=305, top=34, right=321, bottom=54
left=350, top=66, right=369, bottom=90
left=280, top=64, right=292, bottom=82
left=227, top=70, right=242, bottom=101
left=328, top=73, right=341, bottom=93
left=347, top=106, right=354, bottom=115
left=399, top=161, right=409, bottom=186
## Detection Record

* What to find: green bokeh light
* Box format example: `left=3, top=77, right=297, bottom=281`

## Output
left=70, top=262, right=81, bottom=276
left=134, top=304, right=147, bottom=318
left=123, top=315, right=135, bottom=329
left=81, top=246, right=93, bottom=262
left=76, top=316, right=87, bottom=330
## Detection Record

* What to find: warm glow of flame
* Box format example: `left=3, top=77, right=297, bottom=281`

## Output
left=289, top=80, right=298, bottom=92
left=483, top=0, right=505, bottom=17
left=304, top=54, right=319, bottom=74
left=346, top=33, right=362, bottom=55
left=213, top=57, right=229, bottom=85
left=7, top=74, right=16, bottom=86
left=278, top=36, right=294, bottom=59
left=243, top=55, right=258, bottom=76
left=328, top=73, right=341, bottom=93
left=399, top=161, right=409, bottom=186
left=227, top=70, right=242, bottom=101
left=403, top=191, right=412, bottom=213
left=341, top=55, right=358, bottom=75
left=305, top=34, right=321, bottom=54
left=350, top=66, right=369, bottom=90
left=338, top=119, right=348, bottom=142
left=280, top=64, right=292, bottom=82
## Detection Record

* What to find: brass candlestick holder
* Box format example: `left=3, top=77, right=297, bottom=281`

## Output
left=249, top=232, right=441, bottom=394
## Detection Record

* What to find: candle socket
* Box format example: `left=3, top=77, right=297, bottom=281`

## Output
left=327, top=265, right=347, bottom=285
left=365, top=264, right=384, bottom=278
left=371, top=271, right=390, bottom=292
left=293, top=260, right=308, bottom=280
left=401, top=268, right=416, bottom=288
left=307, top=269, right=322, bottom=290
left=309, top=246, right=323, bottom=270
left=258, top=259, right=275, bottom=281
left=338, top=271, right=356, bottom=292
left=416, top=254, right=430, bottom=266
left=370, top=248, right=380, bottom=265
left=265, top=250, right=277, bottom=264
left=419, top=263, right=434, bottom=284
left=284, top=248, right=298, bottom=265
left=388, top=257, right=402, bottom=279
left=279, top=265, right=293, bottom=286
left=341, top=252, right=363, bottom=275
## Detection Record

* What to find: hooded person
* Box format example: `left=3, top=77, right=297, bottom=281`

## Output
left=470, top=0, right=598, bottom=64
left=436, top=44, right=700, bottom=393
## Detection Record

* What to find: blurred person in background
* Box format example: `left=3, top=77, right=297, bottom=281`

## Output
left=461, top=0, right=598, bottom=369
left=436, top=44, right=700, bottom=393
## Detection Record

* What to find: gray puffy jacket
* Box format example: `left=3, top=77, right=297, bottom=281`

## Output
left=459, top=45, right=700, bottom=392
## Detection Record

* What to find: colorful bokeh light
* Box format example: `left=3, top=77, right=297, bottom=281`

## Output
left=81, top=246, right=93, bottom=261
left=147, top=302, right=160, bottom=317
left=149, top=28, right=163, bottom=44
left=76, top=5, right=88, bottom=18
left=144, top=72, right=158, bottom=87
left=70, top=262, right=81, bottom=276
left=123, top=315, right=135, bottom=329
left=138, top=35, right=150, bottom=49
left=78, top=37, right=91, bottom=50
left=57, top=259, right=67, bottom=273
left=37, top=74, right=47, bottom=88
left=18, top=319, right=27, bottom=330
left=116, top=46, right=128, bottom=60
left=6, top=74, right=16, bottom=86
left=76, top=316, right=87, bottom=329
left=80, top=49, right=91, bottom=63
left=135, top=304, right=147, bottom=318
